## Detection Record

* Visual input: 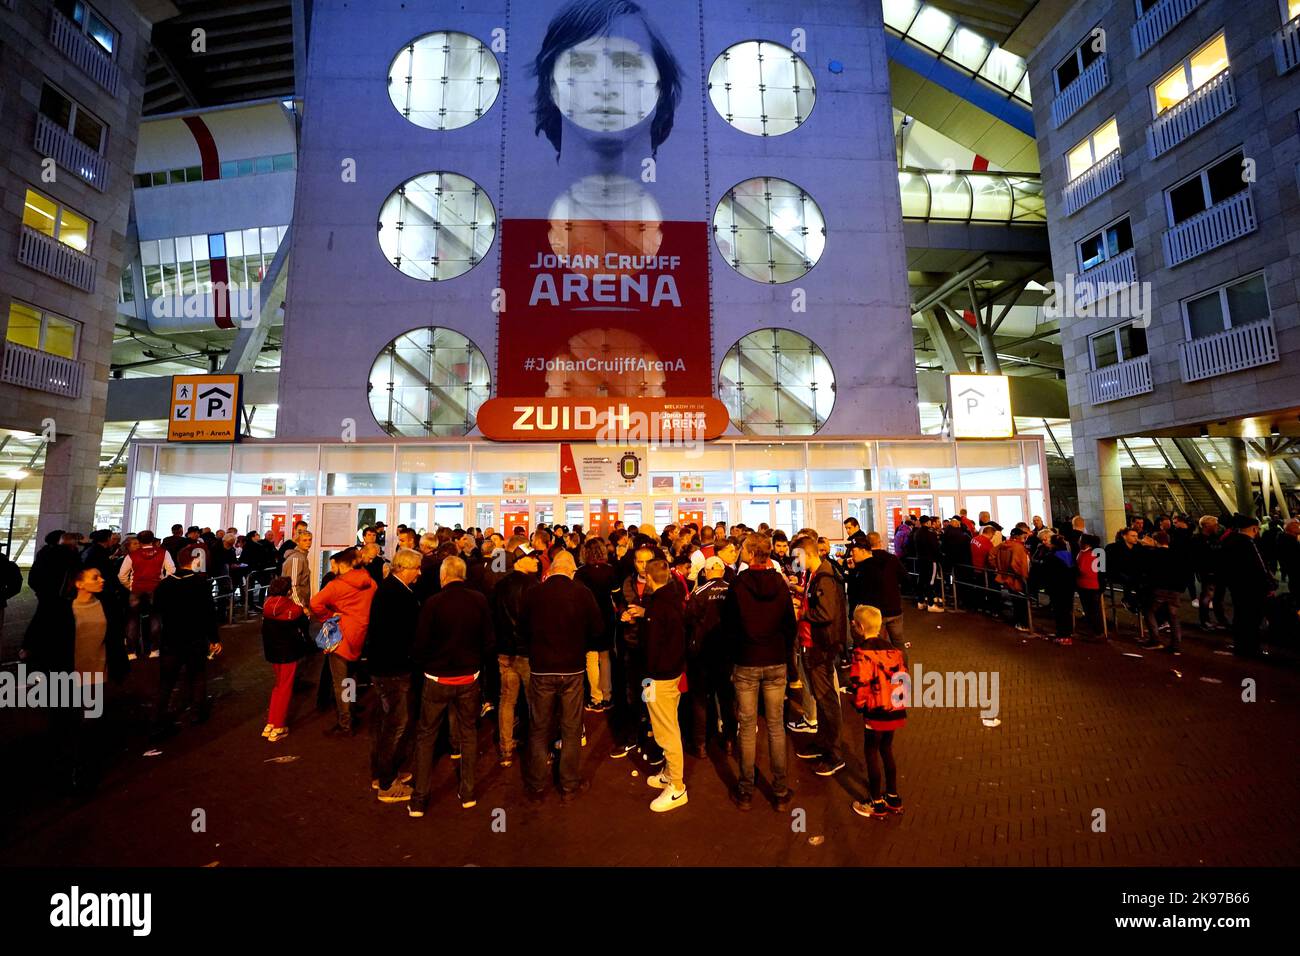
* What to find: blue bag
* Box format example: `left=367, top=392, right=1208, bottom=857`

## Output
left=315, top=615, right=343, bottom=653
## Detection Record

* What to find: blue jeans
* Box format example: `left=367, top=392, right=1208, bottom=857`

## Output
left=411, top=678, right=479, bottom=808
left=732, top=664, right=789, bottom=796
left=525, top=672, right=584, bottom=794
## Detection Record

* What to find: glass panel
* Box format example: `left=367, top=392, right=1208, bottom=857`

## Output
left=897, top=172, right=930, bottom=218
left=154, top=502, right=187, bottom=535
left=155, top=446, right=231, bottom=496
left=996, top=495, right=1024, bottom=529
left=877, top=442, right=957, bottom=490
left=395, top=444, right=472, bottom=495
left=43, top=316, right=78, bottom=358
left=1186, top=290, right=1226, bottom=339
left=1153, top=64, right=1188, bottom=114
left=1169, top=176, right=1208, bottom=223
left=982, top=47, right=1027, bottom=92
left=957, top=441, right=1024, bottom=488
left=86, top=11, right=115, bottom=56
left=808, top=441, right=872, bottom=492
left=39, top=85, right=72, bottom=128
left=378, top=171, right=496, bottom=282
left=22, top=190, right=58, bottom=237
left=1092, top=119, right=1119, bottom=161
left=231, top=445, right=319, bottom=495
left=714, top=177, right=825, bottom=284
left=908, top=5, right=956, bottom=52
left=272, top=153, right=295, bottom=172
left=1055, top=53, right=1081, bottom=92
left=970, top=175, right=1013, bottom=222
left=220, top=160, right=237, bottom=178
left=1079, top=232, right=1105, bottom=270
left=5, top=302, right=42, bottom=350
left=1120, top=324, right=1148, bottom=360
left=964, top=495, right=992, bottom=524
left=470, top=444, right=558, bottom=494
left=1067, top=140, right=1094, bottom=181
left=1206, top=152, right=1247, bottom=204
left=433, top=502, right=465, bottom=530
left=1189, top=35, right=1228, bottom=89
left=1092, top=330, right=1119, bottom=368
left=882, top=0, right=922, bottom=32
left=254, top=156, right=274, bottom=174
left=709, top=40, right=816, bottom=137
left=58, top=208, right=91, bottom=251
left=192, top=502, right=224, bottom=530
left=1225, top=274, right=1269, bottom=327
left=320, top=445, right=394, bottom=495
left=943, top=27, right=992, bottom=73
left=389, top=31, right=501, bottom=131
left=927, top=172, right=972, bottom=220
left=237, top=158, right=254, bottom=176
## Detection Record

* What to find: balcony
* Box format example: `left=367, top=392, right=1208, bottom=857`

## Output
left=1075, top=249, right=1139, bottom=309
left=1087, top=354, right=1153, bottom=405
left=1132, top=0, right=1206, bottom=58
left=1062, top=148, right=1123, bottom=216
left=1, top=341, right=85, bottom=399
left=1147, top=71, right=1234, bottom=158
left=1277, top=15, right=1300, bottom=74
left=1162, top=189, right=1256, bottom=267
left=34, top=114, right=109, bottom=191
left=17, top=225, right=96, bottom=292
left=48, top=8, right=120, bottom=95
left=1180, top=317, right=1278, bottom=383
left=1051, top=56, right=1109, bottom=129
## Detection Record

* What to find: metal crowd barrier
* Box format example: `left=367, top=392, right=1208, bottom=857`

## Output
left=938, top=562, right=1035, bottom=630
left=242, top=568, right=277, bottom=618
left=209, top=573, right=236, bottom=625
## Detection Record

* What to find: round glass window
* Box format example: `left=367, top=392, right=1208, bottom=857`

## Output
left=387, top=31, right=501, bottom=130
left=377, top=172, right=495, bottom=281
left=708, top=40, right=815, bottom=136
left=367, top=327, right=491, bottom=437
left=713, top=177, right=826, bottom=283
left=718, top=328, right=835, bottom=435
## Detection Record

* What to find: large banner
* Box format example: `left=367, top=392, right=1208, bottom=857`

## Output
left=478, top=0, right=725, bottom=441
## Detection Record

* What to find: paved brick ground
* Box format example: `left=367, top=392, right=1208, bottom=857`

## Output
left=2, top=603, right=1298, bottom=867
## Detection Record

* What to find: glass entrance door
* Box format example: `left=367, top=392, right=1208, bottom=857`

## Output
left=432, top=499, right=466, bottom=531
left=882, top=494, right=935, bottom=553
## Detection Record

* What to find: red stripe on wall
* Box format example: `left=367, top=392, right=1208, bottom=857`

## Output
left=972, top=155, right=989, bottom=172
left=210, top=257, right=234, bottom=329
left=182, top=115, right=221, bottom=180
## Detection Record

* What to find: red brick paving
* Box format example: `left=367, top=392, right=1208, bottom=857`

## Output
left=2, top=605, right=1297, bottom=867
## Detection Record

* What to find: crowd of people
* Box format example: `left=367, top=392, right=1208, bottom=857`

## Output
left=12, top=503, right=1291, bottom=808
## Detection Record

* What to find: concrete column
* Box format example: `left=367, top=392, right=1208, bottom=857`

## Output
left=37, top=434, right=98, bottom=542
left=1075, top=436, right=1126, bottom=540
left=1227, top=438, right=1254, bottom=516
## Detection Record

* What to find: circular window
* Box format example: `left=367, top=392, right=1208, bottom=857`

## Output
left=368, top=327, right=491, bottom=437
left=713, top=177, right=826, bottom=283
left=719, top=329, right=835, bottom=436
left=387, top=32, right=501, bottom=130
left=377, top=172, right=495, bottom=281
left=708, top=40, right=815, bottom=136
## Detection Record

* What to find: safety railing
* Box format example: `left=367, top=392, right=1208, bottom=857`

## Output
left=1162, top=189, right=1256, bottom=267
left=241, top=567, right=278, bottom=618
left=1276, top=14, right=1300, bottom=74
left=209, top=574, right=236, bottom=625
left=1147, top=70, right=1235, bottom=158
left=1051, top=55, right=1109, bottom=129
left=936, top=562, right=1035, bottom=630
left=1062, top=148, right=1123, bottom=216
left=1132, top=0, right=1205, bottom=58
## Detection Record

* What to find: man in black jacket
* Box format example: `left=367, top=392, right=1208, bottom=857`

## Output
left=151, top=551, right=222, bottom=737
left=521, top=551, right=603, bottom=803
left=612, top=545, right=660, bottom=762
left=366, top=548, right=422, bottom=803
left=490, top=553, right=540, bottom=768
left=640, top=560, right=690, bottom=812
left=1189, top=515, right=1229, bottom=630
left=1141, top=532, right=1187, bottom=654
left=792, top=537, right=848, bottom=777
left=1219, top=516, right=1275, bottom=658
left=685, top=557, right=735, bottom=756
left=408, top=556, right=495, bottom=815
left=911, top=516, right=944, bottom=610
left=722, top=533, right=796, bottom=811
left=847, top=535, right=908, bottom=663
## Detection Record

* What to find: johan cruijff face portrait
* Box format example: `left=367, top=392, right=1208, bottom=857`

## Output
left=533, top=0, right=682, bottom=157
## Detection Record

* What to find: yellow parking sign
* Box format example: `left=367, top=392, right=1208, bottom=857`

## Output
left=168, top=374, right=242, bottom=442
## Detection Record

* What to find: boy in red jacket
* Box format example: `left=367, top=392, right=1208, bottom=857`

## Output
left=847, top=605, right=907, bottom=819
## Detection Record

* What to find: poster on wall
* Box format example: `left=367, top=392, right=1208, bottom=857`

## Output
left=477, top=0, right=728, bottom=443
left=559, top=443, right=648, bottom=495
left=319, top=501, right=355, bottom=548
left=814, top=498, right=844, bottom=539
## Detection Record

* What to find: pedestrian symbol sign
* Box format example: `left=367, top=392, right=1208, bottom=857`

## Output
left=169, top=374, right=242, bottom=442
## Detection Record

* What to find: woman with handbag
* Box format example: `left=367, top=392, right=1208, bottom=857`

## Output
left=310, top=548, right=376, bottom=737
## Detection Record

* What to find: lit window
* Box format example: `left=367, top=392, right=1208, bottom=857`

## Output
left=719, top=329, right=835, bottom=436
left=713, top=177, right=825, bottom=283
left=1089, top=323, right=1147, bottom=369
left=377, top=172, right=496, bottom=282
left=22, top=188, right=92, bottom=252
left=1184, top=273, right=1270, bottom=340
left=1289, top=0, right=1300, bottom=23
left=708, top=41, right=816, bottom=136
left=1066, top=117, right=1119, bottom=180
left=388, top=31, right=501, bottom=131
left=1152, top=34, right=1228, bottom=115
left=368, top=327, right=491, bottom=437
left=5, top=301, right=80, bottom=359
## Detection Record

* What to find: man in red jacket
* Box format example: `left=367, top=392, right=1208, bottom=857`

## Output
left=310, top=547, right=375, bottom=736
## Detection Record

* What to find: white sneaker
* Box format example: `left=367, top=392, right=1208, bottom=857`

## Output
left=926, top=604, right=944, bottom=613
left=646, top=771, right=671, bottom=789
left=917, top=602, right=927, bottom=610
left=650, top=786, right=688, bottom=812
left=148, top=649, right=160, bottom=659
left=267, top=727, right=289, bottom=742
left=262, top=723, right=275, bottom=738
left=127, top=653, right=139, bottom=662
